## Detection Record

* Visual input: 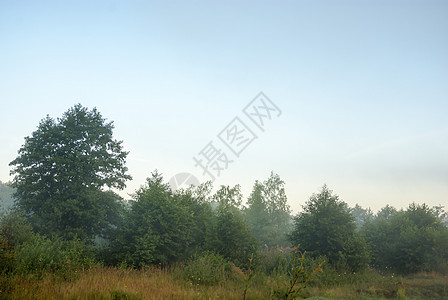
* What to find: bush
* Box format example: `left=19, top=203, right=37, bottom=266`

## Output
left=182, top=251, right=243, bottom=285
left=253, top=247, right=290, bottom=275
left=15, top=233, right=95, bottom=276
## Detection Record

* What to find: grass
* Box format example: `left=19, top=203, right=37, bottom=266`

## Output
left=3, top=266, right=266, bottom=299
left=2, top=266, right=448, bottom=299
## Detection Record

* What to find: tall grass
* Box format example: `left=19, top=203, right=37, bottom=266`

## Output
left=3, top=261, right=447, bottom=299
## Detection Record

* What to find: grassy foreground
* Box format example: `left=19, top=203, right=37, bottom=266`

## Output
left=2, top=266, right=447, bottom=299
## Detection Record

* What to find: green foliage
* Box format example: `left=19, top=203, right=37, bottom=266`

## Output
left=0, top=181, right=15, bottom=214
left=245, top=172, right=291, bottom=247
left=182, top=251, right=235, bottom=286
left=242, top=254, right=253, bottom=300
left=0, top=219, right=16, bottom=273
left=0, top=211, right=95, bottom=277
left=272, top=245, right=324, bottom=299
left=212, top=184, right=243, bottom=209
left=254, top=247, right=290, bottom=275
left=107, top=171, right=193, bottom=266
left=350, top=203, right=374, bottom=229
left=245, top=181, right=270, bottom=242
left=432, top=205, right=448, bottom=227
left=212, top=188, right=258, bottom=267
left=361, top=203, right=448, bottom=274
left=9, top=104, right=131, bottom=241
left=106, top=175, right=257, bottom=268
left=0, top=212, right=34, bottom=274
left=289, top=185, right=369, bottom=271
left=173, top=185, right=216, bottom=258
left=15, top=233, right=94, bottom=276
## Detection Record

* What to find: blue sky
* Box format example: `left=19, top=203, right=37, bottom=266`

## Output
left=1, top=0, right=447, bottom=212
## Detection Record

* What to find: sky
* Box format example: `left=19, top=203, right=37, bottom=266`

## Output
left=1, top=0, right=447, bottom=213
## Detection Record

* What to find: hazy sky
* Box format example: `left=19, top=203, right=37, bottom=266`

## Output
left=1, top=0, right=447, bottom=213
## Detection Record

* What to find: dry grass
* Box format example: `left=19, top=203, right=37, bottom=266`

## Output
left=5, top=266, right=269, bottom=299
left=3, top=267, right=448, bottom=299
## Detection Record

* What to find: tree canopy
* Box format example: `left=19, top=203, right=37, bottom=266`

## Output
left=245, top=172, right=291, bottom=247
left=361, top=203, right=448, bottom=273
left=289, top=185, right=369, bottom=271
left=9, top=104, right=131, bottom=240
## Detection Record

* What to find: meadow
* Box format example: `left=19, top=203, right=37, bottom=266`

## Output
left=3, top=265, right=447, bottom=299
left=2, top=106, right=448, bottom=299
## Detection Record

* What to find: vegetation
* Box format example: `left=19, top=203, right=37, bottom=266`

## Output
left=1, top=104, right=447, bottom=299
left=361, top=203, right=448, bottom=274
left=245, top=172, right=291, bottom=247
left=289, top=185, right=370, bottom=272
left=8, top=104, right=131, bottom=241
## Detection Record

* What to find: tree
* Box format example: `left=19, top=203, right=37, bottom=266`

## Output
left=289, top=185, right=369, bottom=271
left=0, top=182, right=15, bottom=215
left=212, top=184, right=243, bottom=209
left=245, top=181, right=271, bottom=245
left=173, top=182, right=216, bottom=258
left=245, top=172, right=291, bottom=247
left=107, top=172, right=194, bottom=266
left=431, top=205, right=448, bottom=228
left=9, top=104, right=131, bottom=241
left=350, top=204, right=374, bottom=229
left=211, top=185, right=257, bottom=267
left=361, top=203, right=448, bottom=273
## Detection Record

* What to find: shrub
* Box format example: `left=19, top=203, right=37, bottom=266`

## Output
left=182, top=251, right=243, bottom=285
left=15, top=233, right=95, bottom=276
left=253, top=246, right=290, bottom=275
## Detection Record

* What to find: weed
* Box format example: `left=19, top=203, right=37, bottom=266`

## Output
left=242, top=253, right=253, bottom=300
left=272, top=244, right=324, bottom=299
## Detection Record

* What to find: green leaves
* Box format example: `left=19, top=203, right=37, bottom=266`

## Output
left=361, top=203, right=448, bottom=273
left=9, top=104, right=131, bottom=241
left=109, top=172, right=194, bottom=266
left=245, top=172, right=292, bottom=247
left=289, top=185, right=369, bottom=272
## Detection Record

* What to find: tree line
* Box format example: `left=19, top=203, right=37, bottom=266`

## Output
left=1, top=104, right=447, bottom=276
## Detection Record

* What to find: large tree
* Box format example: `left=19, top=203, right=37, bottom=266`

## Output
left=289, top=185, right=369, bottom=271
left=9, top=104, right=131, bottom=240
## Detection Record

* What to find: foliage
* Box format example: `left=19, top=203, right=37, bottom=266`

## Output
left=212, top=184, right=243, bottom=209
left=361, top=203, right=448, bottom=273
left=14, top=233, right=95, bottom=276
left=181, top=251, right=238, bottom=286
left=9, top=104, right=131, bottom=241
left=289, top=185, right=369, bottom=271
left=0, top=211, right=34, bottom=273
left=272, top=244, right=324, bottom=299
left=106, top=171, right=193, bottom=266
left=432, top=204, right=448, bottom=227
left=0, top=211, right=95, bottom=279
left=350, top=203, right=374, bottom=229
left=212, top=187, right=258, bottom=267
left=242, top=253, right=253, bottom=300
left=0, top=217, right=16, bottom=274
left=253, top=246, right=290, bottom=275
left=0, top=181, right=15, bottom=214
left=173, top=185, right=216, bottom=258
left=245, top=172, right=291, bottom=247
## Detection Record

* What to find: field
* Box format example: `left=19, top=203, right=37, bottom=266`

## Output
left=2, top=266, right=447, bottom=299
